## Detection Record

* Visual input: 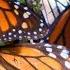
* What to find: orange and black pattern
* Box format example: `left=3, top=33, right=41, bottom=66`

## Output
left=0, top=44, right=70, bottom=70
left=0, top=1, right=70, bottom=70
left=0, top=0, right=48, bottom=43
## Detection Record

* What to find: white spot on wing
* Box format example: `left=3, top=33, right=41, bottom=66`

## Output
left=14, top=5, right=19, bottom=9
left=14, top=35, right=17, bottom=38
left=48, top=53, right=57, bottom=58
left=27, top=36, right=31, bottom=39
left=14, top=2, right=20, bottom=5
left=39, top=28, right=42, bottom=32
left=24, top=7, right=28, bottom=10
left=13, top=29, right=16, bottom=32
left=62, top=49, right=69, bottom=54
left=8, top=32, right=12, bottom=36
left=3, top=35, right=5, bottom=37
left=8, top=37, right=12, bottom=41
left=14, top=10, right=19, bottom=15
left=57, top=45, right=63, bottom=49
left=4, top=38, right=7, bottom=41
left=30, top=39, right=35, bottom=44
left=26, top=11, right=31, bottom=15
left=40, top=19, right=43, bottom=22
left=27, top=32, right=31, bottom=35
left=65, top=61, right=70, bottom=69
left=34, top=36, right=38, bottom=39
left=44, top=44, right=52, bottom=47
left=46, top=48, right=52, bottom=52
left=22, top=22, right=28, bottom=29
left=23, top=13, right=29, bottom=18
left=40, top=34, right=43, bottom=37
left=33, top=31, right=37, bottom=35
left=60, top=52, right=69, bottom=59
left=9, top=37, right=12, bottom=40
left=47, top=37, right=49, bottom=40
left=40, top=40, right=44, bottom=43
left=40, top=23, right=44, bottom=27
left=18, top=30, right=22, bottom=34
left=19, top=36, right=22, bottom=40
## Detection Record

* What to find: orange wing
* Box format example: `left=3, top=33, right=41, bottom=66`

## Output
left=0, top=0, right=17, bottom=32
left=0, top=0, right=10, bottom=9
left=0, top=44, right=70, bottom=70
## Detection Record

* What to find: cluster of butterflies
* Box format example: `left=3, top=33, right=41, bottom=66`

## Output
left=0, top=0, right=70, bottom=70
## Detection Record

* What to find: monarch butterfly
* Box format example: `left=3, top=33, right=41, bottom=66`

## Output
left=0, top=1, right=70, bottom=70
left=0, top=43, right=70, bottom=70
left=0, top=0, right=48, bottom=44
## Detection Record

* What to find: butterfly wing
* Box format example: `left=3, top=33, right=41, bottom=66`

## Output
left=0, top=44, right=70, bottom=70
left=0, top=1, right=48, bottom=44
